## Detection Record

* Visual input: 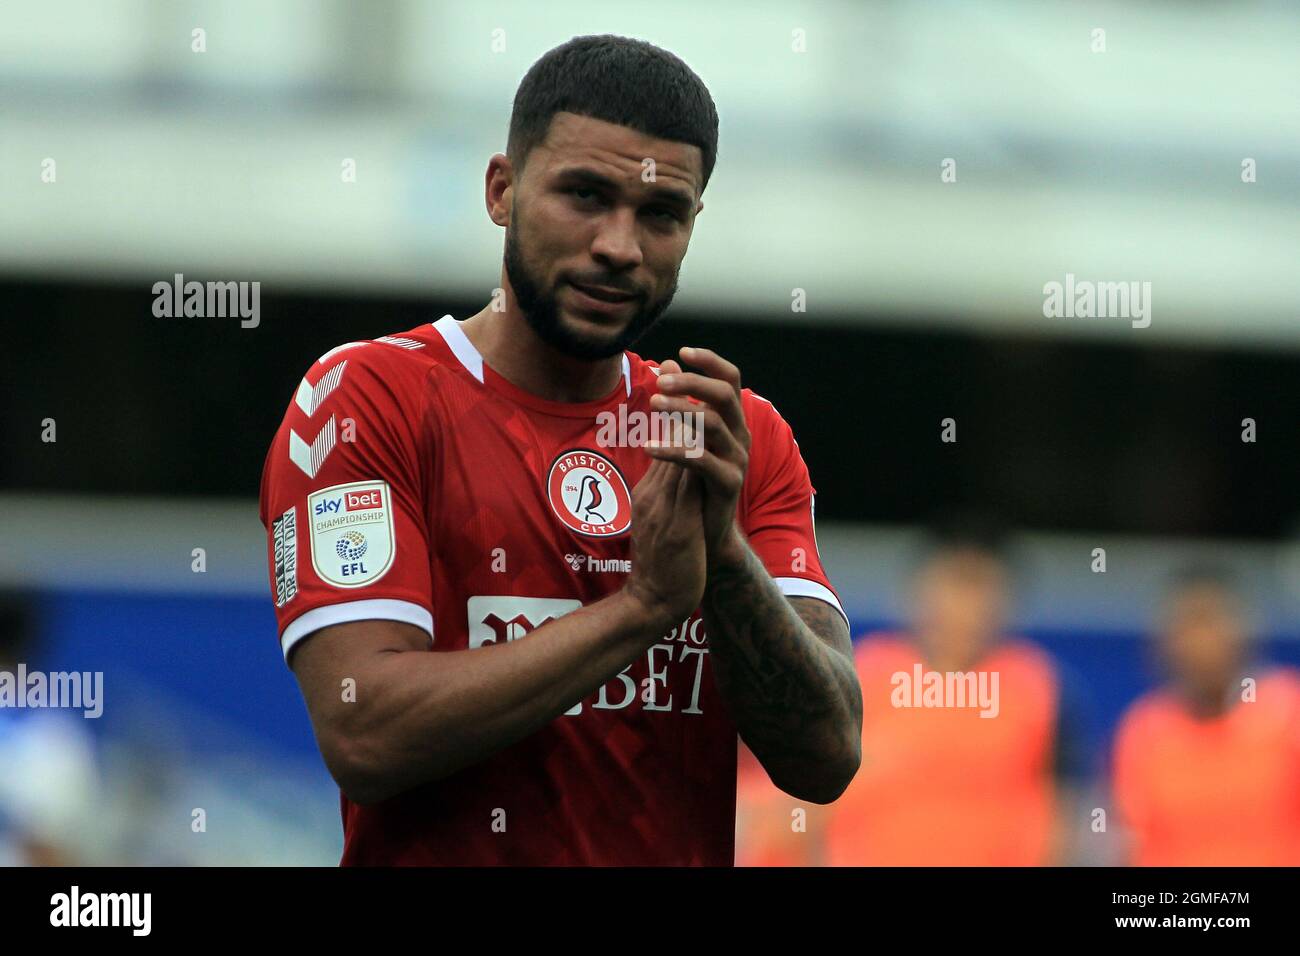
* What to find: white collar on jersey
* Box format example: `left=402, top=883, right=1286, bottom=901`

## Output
left=431, top=314, right=632, bottom=398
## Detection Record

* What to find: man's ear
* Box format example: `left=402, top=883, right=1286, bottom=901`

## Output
left=486, top=154, right=513, bottom=227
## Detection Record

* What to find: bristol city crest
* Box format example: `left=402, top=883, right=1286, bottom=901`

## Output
left=546, top=449, right=633, bottom=538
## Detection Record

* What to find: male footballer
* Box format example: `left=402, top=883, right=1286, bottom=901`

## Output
left=259, top=34, right=861, bottom=865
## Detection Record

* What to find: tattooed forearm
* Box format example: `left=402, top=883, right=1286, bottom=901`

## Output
left=702, top=543, right=862, bottom=803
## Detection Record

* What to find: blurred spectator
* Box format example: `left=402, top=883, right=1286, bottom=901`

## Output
left=0, top=592, right=100, bottom=866
left=737, top=516, right=1093, bottom=865
left=1112, top=567, right=1300, bottom=866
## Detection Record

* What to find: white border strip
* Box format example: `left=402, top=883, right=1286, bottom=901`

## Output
left=432, top=314, right=484, bottom=383
left=774, top=577, right=851, bottom=634
left=433, top=314, right=634, bottom=395
left=280, top=598, right=433, bottom=661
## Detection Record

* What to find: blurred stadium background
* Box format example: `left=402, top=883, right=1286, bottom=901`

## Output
left=1, top=0, right=1297, bottom=865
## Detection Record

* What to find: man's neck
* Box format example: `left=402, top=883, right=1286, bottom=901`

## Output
left=1179, top=678, right=1237, bottom=720
left=915, top=632, right=994, bottom=673
left=460, top=302, right=623, bottom=404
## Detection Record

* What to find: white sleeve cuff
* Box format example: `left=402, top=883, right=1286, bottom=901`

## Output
left=772, top=577, right=851, bottom=634
left=280, top=598, right=434, bottom=661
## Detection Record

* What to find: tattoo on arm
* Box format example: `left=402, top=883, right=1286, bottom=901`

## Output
left=702, top=548, right=862, bottom=793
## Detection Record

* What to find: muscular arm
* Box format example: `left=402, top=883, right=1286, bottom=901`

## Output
left=646, top=348, right=861, bottom=802
left=288, top=456, right=707, bottom=806
left=701, top=540, right=862, bottom=803
left=291, top=589, right=672, bottom=804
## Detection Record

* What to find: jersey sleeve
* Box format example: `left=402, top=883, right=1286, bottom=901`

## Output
left=738, top=393, right=849, bottom=632
left=258, top=343, right=435, bottom=663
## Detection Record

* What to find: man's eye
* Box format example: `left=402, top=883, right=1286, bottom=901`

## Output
left=649, top=207, right=679, bottom=222
left=570, top=187, right=599, bottom=202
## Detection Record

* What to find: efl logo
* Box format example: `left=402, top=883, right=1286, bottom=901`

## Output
left=307, top=480, right=395, bottom=587
left=546, top=449, right=633, bottom=538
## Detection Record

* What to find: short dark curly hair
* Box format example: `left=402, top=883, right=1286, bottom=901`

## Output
left=506, top=35, right=719, bottom=193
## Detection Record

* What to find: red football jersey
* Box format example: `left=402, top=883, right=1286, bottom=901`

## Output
left=258, top=315, right=846, bottom=865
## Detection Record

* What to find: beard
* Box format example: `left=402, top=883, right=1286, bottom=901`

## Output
left=503, top=206, right=679, bottom=360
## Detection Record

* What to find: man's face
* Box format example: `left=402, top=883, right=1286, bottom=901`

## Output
left=911, top=550, right=1010, bottom=662
left=503, top=112, right=704, bottom=360
left=1160, top=585, right=1248, bottom=694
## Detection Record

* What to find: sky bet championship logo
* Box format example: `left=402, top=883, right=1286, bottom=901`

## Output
left=307, top=480, right=395, bottom=587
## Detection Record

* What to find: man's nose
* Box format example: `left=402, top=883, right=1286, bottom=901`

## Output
left=590, top=208, right=643, bottom=271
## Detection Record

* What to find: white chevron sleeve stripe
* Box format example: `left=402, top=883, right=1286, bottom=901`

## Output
left=289, top=415, right=338, bottom=478
left=295, top=360, right=348, bottom=417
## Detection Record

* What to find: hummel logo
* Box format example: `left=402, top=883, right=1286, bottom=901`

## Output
left=563, top=553, right=631, bottom=574
left=289, top=416, right=338, bottom=478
